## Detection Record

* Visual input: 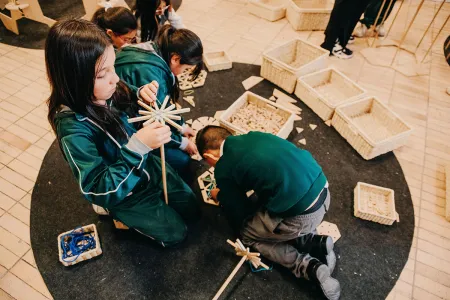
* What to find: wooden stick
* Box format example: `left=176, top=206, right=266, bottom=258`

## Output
left=143, top=117, right=155, bottom=127
left=160, top=118, right=168, bottom=205
left=164, top=114, right=182, bottom=121
left=163, top=104, right=176, bottom=112
left=128, top=115, right=152, bottom=123
left=138, top=100, right=156, bottom=112
left=162, top=116, right=184, bottom=132
left=367, top=0, right=387, bottom=47
left=164, top=108, right=191, bottom=115
left=161, top=95, right=170, bottom=110
left=154, top=98, right=159, bottom=110
left=383, top=0, right=405, bottom=40
left=138, top=110, right=153, bottom=115
left=212, top=256, right=247, bottom=300
left=370, top=0, right=395, bottom=47
left=414, top=0, right=445, bottom=52
left=421, top=14, right=449, bottom=63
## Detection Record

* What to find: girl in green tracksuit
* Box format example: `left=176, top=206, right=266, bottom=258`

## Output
left=46, top=19, right=198, bottom=247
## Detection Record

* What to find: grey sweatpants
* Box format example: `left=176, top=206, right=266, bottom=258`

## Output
left=241, top=189, right=330, bottom=279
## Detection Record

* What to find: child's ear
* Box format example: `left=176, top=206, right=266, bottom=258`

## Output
left=105, top=29, right=114, bottom=38
left=170, top=54, right=181, bottom=66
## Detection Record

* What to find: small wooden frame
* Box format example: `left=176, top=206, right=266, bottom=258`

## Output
left=203, top=51, right=232, bottom=72
left=198, top=168, right=219, bottom=206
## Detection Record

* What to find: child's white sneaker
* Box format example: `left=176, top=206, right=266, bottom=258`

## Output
left=307, top=259, right=341, bottom=300
left=376, top=24, right=386, bottom=37
left=332, top=44, right=353, bottom=59
left=354, top=23, right=368, bottom=37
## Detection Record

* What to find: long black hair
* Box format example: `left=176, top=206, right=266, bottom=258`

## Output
left=156, top=24, right=203, bottom=100
left=91, top=7, right=137, bottom=36
left=46, top=19, right=133, bottom=142
left=134, top=0, right=161, bottom=42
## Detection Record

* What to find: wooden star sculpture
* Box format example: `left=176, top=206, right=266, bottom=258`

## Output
left=127, top=96, right=190, bottom=204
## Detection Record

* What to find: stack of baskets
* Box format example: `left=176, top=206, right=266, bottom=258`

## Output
left=286, top=0, right=334, bottom=31
left=248, top=0, right=287, bottom=21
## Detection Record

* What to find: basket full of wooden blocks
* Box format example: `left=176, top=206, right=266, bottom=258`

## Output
left=331, top=96, right=412, bottom=160
left=354, top=182, right=399, bottom=225
left=248, top=0, right=287, bottom=22
left=219, top=91, right=295, bottom=139
left=286, top=0, right=334, bottom=31
left=295, top=68, right=367, bottom=121
left=203, top=51, right=232, bottom=72
left=261, top=38, right=329, bottom=93
left=57, top=224, right=102, bottom=267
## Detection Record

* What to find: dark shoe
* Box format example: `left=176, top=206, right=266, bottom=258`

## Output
left=294, top=234, right=336, bottom=273
left=307, top=259, right=341, bottom=300
left=332, top=44, right=353, bottom=59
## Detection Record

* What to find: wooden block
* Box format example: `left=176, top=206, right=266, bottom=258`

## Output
left=246, top=190, right=254, bottom=197
left=296, top=127, right=304, bottom=134
left=273, top=88, right=297, bottom=103
left=186, top=119, right=193, bottom=125
left=309, top=124, right=317, bottom=130
left=269, top=96, right=276, bottom=101
left=179, top=81, right=193, bottom=91
left=325, top=120, right=332, bottom=127
left=183, top=96, right=195, bottom=107
left=242, top=76, right=264, bottom=90
left=299, top=138, right=306, bottom=145
left=192, top=120, right=203, bottom=131
left=293, top=115, right=302, bottom=121
left=276, top=99, right=301, bottom=113
left=214, top=110, right=225, bottom=120
left=113, top=220, right=129, bottom=230
left=316, top=221, right=341, bottom=243
left=198, top=116, right=210, bottom=126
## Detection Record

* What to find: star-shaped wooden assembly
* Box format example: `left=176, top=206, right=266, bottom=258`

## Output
left=127, top=96, right=190, bottom=204
left=213, top=239, right=269, bottom=300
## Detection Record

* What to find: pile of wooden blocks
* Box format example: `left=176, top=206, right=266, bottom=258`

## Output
left=228, top=102, right=284, bottom=135
left=178, top=70, right=208, bottom=91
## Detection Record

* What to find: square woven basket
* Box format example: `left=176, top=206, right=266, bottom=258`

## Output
left=295, top=68, right=367, bottom=121
left=286, top=0, right=334, bottom=31
left=354, top=182, right=399, bottom=225
left=332, top=96, right=412, bottom=160
left=203, top=51, right=232, bottom=72
left=219, top=91, right=295, bottom=139
left=249, top=0, right=287, bottom=21
left=57, top=224, right=102, bottom=267
left=261, top=38, right=329, bottom=93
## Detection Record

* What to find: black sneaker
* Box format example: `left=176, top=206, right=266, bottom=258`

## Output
left=306, top=258, right=341, bottom=300
left=293, top=234, right=336, bottom=273
left=348, top=35, right=355, bottom=44
left=332, top=44, right=353, bottom=59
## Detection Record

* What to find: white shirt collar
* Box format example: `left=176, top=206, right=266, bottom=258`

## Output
left=219, top=140, right=225, bottom=157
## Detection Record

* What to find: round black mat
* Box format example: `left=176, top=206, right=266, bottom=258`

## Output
left=0, top=0, right=182, bottom=49
left=31, top=63, right=414, bottom=300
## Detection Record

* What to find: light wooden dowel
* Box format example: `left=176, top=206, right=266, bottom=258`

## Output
left=164, top=108, right=191, bottom=115
left=138, top=100, right=156, bottom=112
left=163, top=117, right=184, bottom=132
left=161, top=95, right=170, bottom=110
left=212, top=256, right=247, bottom=300
left=161, top=145, right=168, bottom=205
left=128, top=115, right=152, bottom=123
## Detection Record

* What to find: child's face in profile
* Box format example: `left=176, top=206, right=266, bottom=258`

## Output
left=169, top=54, right=195, bottom=76
left=93, top=45, right=120, bottom=105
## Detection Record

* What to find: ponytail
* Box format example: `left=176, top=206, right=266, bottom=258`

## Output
left=134, top=0, right=161, bottom=42
left=91, top=7, right=137, bottom=36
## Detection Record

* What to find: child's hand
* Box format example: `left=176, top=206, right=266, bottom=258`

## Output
left=139, top=81, right=159, bottom=104
left=182, top=125, right=195, bottom=137
left=168, top=5, right=173, bottom=12
left=135, top=122, right=171, bottom=149
left=184, top=139, right=198, bottom=156
left=210, top=188, right=220, bottom=200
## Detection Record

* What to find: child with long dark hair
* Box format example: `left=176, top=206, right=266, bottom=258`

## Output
left=133, top=0, right=184, bottom=42
left=115, top=24, right=203, bottom=179
left=91, top=7, right=137, bottom=48
left=46, top=19, right=198, bottom=247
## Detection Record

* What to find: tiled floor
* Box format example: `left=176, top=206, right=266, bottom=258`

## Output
left=0, top=0, right=449, bottom=299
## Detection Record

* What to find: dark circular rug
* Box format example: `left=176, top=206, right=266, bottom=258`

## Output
left=0, top=0, right=182, bottom=49
left=30, top=63, right=414, bottom=300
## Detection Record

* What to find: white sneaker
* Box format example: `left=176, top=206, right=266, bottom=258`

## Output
left=353, top=23, right=368, bottom=38
left=332, top=44, right=353, bottom=59
left=376, top=24, right=386, bottom=37
left=92, top=204, right=109, bottom=215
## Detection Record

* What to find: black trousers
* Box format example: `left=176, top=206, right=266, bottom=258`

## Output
left=321, top=0, right=372, bottom=51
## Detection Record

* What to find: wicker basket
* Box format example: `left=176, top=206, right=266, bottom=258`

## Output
left=249, top=0, right=287, bottom=22
left=286, top=0, right=334, bottom=31
left=203, top=51, right=232, bottom=72
left=332, top=97, right=412, bottom=160
left=446, top=165, right=450, bottom=222
left=354, top=182, right=399, bottom=225
left=58, top=224, right=102, bottom=267
left=295, top=68, right=366, bottom=121
left=261, top=38, right=329, bottom=93
left=219, top=91, right=295, bottom=139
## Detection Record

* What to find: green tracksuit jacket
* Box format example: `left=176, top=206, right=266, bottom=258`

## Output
left=215, top=132, right=327, bottom=231
left=54, top=107, right=197, bottom=246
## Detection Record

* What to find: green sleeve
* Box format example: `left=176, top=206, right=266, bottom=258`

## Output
left=216, top=178, right=255, bottom=232
left=60, top=133, right=150, bottom=209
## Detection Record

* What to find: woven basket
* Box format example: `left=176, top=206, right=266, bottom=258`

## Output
left=332, top=97, right=412, bottom=160
left=249, top=0, right=287, bottom=22
left=295, top=68, right=366, bottom=121
left=446, top=165, right=450, bottom=222
left=58, top=224, right=102, bottom=267
left=286, top=0, right=334, bottom=31
left=261, top=38, right=329, bottom=93
left=219, top=91, right=295, bottom=139
left=354, top=182, right=399, bottom=225
left=203, top=51, right=232, bottom=72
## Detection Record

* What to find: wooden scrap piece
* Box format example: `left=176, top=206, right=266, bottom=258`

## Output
left=192, top=120, right=203, bottom=131
left=309, top=124, right=317, bottom=130
left=296, top=127, right=304, bottom=134
left=269, top=96, right=276, bottom=101
left=214, top=110, right=225, bottom=120
left=273, top=88, right=297, bottom=103
left=325, top=120, right=332, bottom=127
left=186, top=119, right=193, bottom=125
left=183, top=96, right=195, bottom=107
left=299, top=138, right=306, bottom=145
left=242, top=76, right=264, bottom=90
left=293, top=115, right=302, bottom=121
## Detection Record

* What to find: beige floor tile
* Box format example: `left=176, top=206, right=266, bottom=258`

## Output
left=7, top=160, right=39, bottom=182
left=0, top=178, right=26, bottom=201
left=19, top=194, right=31, bottom=210
left=22, top=114, right=50, bottom=131
left=0, top=273, right=48, bottom=300
left=42, top=132, right=55, bottom=143
left=0, top=245, right=20, bottom=269
left=4, top=125, right=39, bottom=145
left=12, top=66, right=45, bottom=82
left=0, top=78, right=24, bottom=95
left=0, top=214, right=30, bottom=244
left=34, top=138, right=53, bottom=152
left=4, top=73, right=33, bottom=87
left=0, top=208, right=3, bottom=217
left=420, top=208, right=450, bottom=229
left=415, top=260, right=450, bottom=289
left=22, top=250, right=36, bottom=268
left=0, top=266, right=6, bottom=279
left=416, top=249, right=450, bottom=275
left=0, top=151, right=13, bottom=166
left=0, top=193, right=15, bottom=211
left=0, top=168, right=34, bottom=192
left=0, top=109, right=20, bottom=124
left=8, top=204, right=29, bottom=226
left=394, top=280, right=413, bottom=298
left=0, top=227, right=29, bottom=257
left=413, top=287, right=443, bottom=300
left=400, top=268, right=414, bottom=284
left=12, top=90, right=44, bottom=108
left=4, top=96, right=37, bottom=116
left=0, top=141, right=21, bottom=159
left=16, top=152, right=42, bottom=171
left=414, top=273, right=450, bottom=299
left=0, top=288, right=15, bottom=299
left=25, top=145, right=47, bottom=160
left=0, top=57, right=23, bottom=73
left=10, top=260, right=52, bottom=299
left=0, top=102, right=28, bottom=118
